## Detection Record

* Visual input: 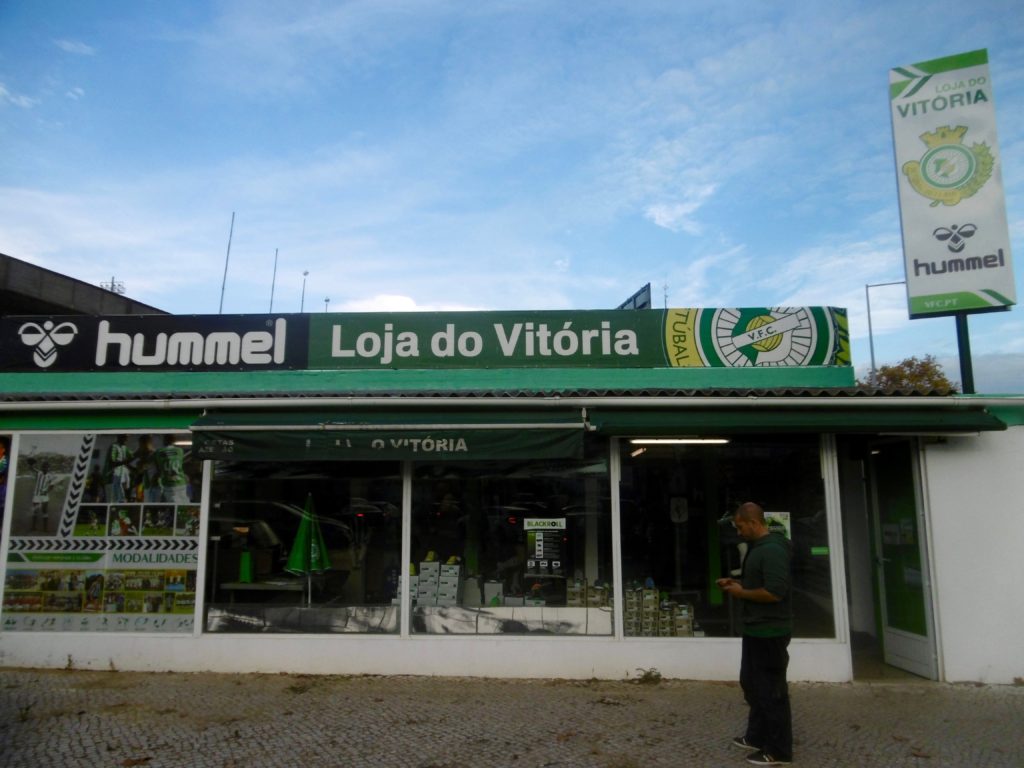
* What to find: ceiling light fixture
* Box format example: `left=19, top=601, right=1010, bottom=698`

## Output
left=629, top=438, right=730, bottom=445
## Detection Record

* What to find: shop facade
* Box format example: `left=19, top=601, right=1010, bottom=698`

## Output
left=1, top=308, right=1021, bottom=683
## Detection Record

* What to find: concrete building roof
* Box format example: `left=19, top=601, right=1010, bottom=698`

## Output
left=0, top=252, right=165, bottom=317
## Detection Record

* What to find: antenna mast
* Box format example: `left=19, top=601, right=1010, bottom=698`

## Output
left=269, top=248, right=279, bottom=312
left=219, top=212, right=235, bottom=314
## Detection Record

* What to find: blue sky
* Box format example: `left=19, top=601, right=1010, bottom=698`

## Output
left=1, top=1, right=1023, bottom=390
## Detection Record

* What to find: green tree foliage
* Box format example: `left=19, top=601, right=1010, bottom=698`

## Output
left=858, top=355, right=959, bottom=393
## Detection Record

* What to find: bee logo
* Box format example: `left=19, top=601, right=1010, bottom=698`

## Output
left=932, top=223, right=977, bottom=253
left=17, top=320, right=79, bottom=368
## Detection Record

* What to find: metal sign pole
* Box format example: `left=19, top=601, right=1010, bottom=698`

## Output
left=955, top=313, right=975, bottom=394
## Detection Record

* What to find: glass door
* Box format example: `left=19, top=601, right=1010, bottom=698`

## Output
left=868, top=439, right=938, bottom=679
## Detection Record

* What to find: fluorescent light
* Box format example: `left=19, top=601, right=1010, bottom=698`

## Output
left=630, top=447, right=647, bottom=457
left=629, top=438, right=730, bottom=445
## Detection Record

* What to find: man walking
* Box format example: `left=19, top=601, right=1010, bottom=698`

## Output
left=717, top=502, right=793, bottom=766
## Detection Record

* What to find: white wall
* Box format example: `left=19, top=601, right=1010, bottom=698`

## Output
left=0, top=632, right=852, bottom=682
left=921, top=426, right=1024, bottom=684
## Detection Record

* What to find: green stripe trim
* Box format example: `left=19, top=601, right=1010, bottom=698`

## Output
left=910, top=291, right=1014, bottom=317
left=901, top=73, right=932, bottom=99
left=890, top=49, right=987, bottom=100
left=0, top=365, right=855, bottom=397
left=890, top=80, right=911, bottom=100
left=982, top=289, right=1014, bottom=305
left=913, top=48, right=987, bottom=75
left=988, top=406, right=1024, bottom=425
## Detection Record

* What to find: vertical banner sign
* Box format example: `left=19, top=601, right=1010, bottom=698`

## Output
left=890, top=49, right=1016, bottom=318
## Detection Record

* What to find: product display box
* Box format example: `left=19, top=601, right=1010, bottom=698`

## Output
left=483, top=580, right=503, bottom=606
left=439, top=563, right=461, bottom=579
left=437, top=580, right=462, bottom=602
left=437, top=575, right=461, bottom=591
left=418, top=561, right=441, bottom=582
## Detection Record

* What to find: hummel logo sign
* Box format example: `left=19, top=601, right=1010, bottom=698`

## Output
left=18, top=320, right=79, bottom=368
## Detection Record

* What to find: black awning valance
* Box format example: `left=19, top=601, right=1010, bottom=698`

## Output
left=191, top=409, right=586, bottom=461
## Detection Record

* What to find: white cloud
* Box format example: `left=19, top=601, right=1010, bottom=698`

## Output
left=0, top=83, right=38, bottom=109
left=65, top=87, right=85, bottom=101
left=663, top=244, right=750, bottom=307
left=53, top=39, right=96, bottom=55
left=338, top=294, right=485, bottom=313
left=765, top=234, right=908, bottom=341
left=644, top=184, right=717, bottom=234
left=190, top=2, right=459, bottom=96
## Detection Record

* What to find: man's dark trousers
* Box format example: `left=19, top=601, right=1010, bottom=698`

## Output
left=740, top=634, right=792, bottom=760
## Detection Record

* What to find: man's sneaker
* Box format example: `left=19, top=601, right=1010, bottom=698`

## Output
left=731, top=736, right=761, bottom=750
left=745, top=750, right=792, bottom=765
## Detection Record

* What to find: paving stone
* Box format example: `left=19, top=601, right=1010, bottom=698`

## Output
left=0, top=669, right=1021, bottom=767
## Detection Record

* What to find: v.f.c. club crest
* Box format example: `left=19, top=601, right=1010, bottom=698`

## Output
left=901, top=125, right=993, bottom=207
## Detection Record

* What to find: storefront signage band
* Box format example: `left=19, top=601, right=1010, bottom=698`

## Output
left=1, top=307, right=849, bottom=373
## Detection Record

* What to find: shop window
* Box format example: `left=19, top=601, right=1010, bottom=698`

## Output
left=2, top=432, right=201, bottom=633
left=619, top=435, right=834, bottom=639
left=410, top=438, right=612, bottom=635
left=204, top=460, right=402, bottom=634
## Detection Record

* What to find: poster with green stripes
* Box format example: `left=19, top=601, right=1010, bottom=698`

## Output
left=890, top=49, right=1015, bottom=318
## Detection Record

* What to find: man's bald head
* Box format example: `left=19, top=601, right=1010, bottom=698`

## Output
left=733, top=502, right=768, bottom=541
left=735, top=502, right=765, bottom=523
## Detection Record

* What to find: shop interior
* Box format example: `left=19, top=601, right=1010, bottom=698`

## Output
left=202, top=434, right=836, bottom=639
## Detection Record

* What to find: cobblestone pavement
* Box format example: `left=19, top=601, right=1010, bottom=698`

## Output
left=1, top=668, right=1022, bottom=767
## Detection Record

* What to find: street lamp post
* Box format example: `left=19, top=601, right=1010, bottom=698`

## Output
left=865, top=280, right=906, bottom=382
left=300, top=271, right=309, bottom=312
left=324, top=297, right=330, bottom=313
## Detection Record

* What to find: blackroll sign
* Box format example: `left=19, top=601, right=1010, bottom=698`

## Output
left=890, top=49, right=1016, bottom=319
left=0, top=307, right=850, bottom=372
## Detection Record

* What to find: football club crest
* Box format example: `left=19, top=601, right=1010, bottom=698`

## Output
left=901, top=125, right=993, bottom=207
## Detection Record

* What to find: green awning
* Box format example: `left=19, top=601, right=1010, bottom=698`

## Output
left=191, top=409, right=586, bottom=461
left=587, top=406, right=1008, bottom=435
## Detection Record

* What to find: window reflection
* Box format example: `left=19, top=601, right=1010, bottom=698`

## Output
left=410, top=439, right=612, bottom=635
left=204, top=460, right=402, bottom=634
left=619, top=435, right=834, bottom=639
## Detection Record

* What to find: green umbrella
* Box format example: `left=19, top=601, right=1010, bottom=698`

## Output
left=285, top=494, right=330, bottom=605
